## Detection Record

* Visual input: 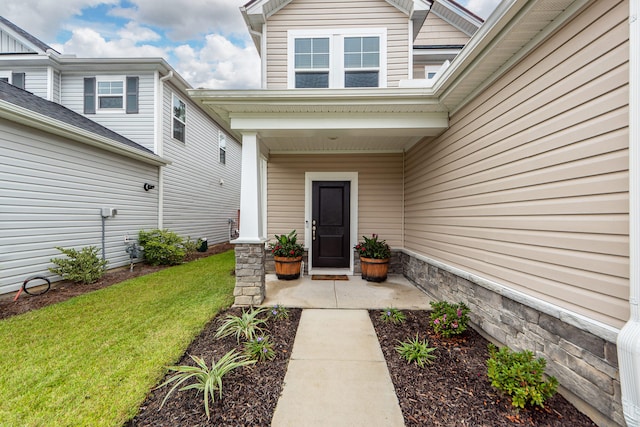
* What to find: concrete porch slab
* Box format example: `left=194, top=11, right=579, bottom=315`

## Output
left=263, top=274, right=432, bottom=309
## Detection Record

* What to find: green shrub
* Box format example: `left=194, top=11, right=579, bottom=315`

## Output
left=269, top=304, right=290, bottom=320
left=395, top=334, right=437, bottom=368
left=215, top=307, right=269, bottom=343
left=486, top=344, right=558, bottom=408
left=138, top=229, right=186, bottom=265
left=158, top=351, right=255, bottom=419
left=49, top=246, right=108, bottom=284
left=429, top=301, right=470, bottom=337
left=244, top=335, right=276, bottom=362
left=380, top=307, right=406, bottom=324
left=182, top=237, right=198, bottom=257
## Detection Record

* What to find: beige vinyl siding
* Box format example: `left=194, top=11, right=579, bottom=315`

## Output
left=267, top=153, right=403, bottom=247
left=161, top=83, right=241, bottom=244
left=414, top=13, right=470, bottom=46
left=0, top=119, right=159, bottom=294
left=266, top=0, right=409, bottom=88
left=404, top=0, right=629, bottom=328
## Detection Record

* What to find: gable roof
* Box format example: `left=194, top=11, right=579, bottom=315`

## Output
left=0, top=16, right=58, bottom=54
left=0, top=81, right=166, bottom=165
left=241, top=0, right=481, bottom=53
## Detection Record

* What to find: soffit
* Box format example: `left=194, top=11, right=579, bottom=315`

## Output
left=190, top=88, right=448, bottom=152
left=431, top=0, right=483, bottom=37
left=435, top=0, right=590, bottom=113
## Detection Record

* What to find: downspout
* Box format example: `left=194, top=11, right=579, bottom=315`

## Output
left=618, top=1, right=640, bottom=426
left=157, top=71, right=173, bottom=228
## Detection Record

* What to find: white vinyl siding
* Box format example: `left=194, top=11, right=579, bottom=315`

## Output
left=266, top=0, right=409, bottom=88
left=267, top=153, right=403, bottom=248
left=161, top=83, right=241, bottom=244
left=0, top=67, right=49, bottom=98
left=60, top=72, right=156, bottom=151
left=0, top=29, right=35, bottom=53
left=404, top=0, right=629, bottom=328
left=0, top=119, right=159, bottom=294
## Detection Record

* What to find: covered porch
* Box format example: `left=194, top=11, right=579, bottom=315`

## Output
left=190, top=88, right=448, bottom=305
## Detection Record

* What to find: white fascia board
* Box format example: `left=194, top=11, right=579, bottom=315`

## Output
left=0, top=100, right=169, bottom=167
left=190, top=87, right=438, bottom=103
left=229, top=112, right=448, bottom=131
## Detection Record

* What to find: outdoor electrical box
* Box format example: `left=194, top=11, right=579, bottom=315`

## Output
left=101, top=207, right=118, bottom=218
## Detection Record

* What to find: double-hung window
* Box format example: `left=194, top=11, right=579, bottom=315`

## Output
left=97, top=80, right=124, bottom=109
left=289, top=29, right=386, bottom=89
left=344, top=36, right=380, bottom=88
left=294, top=38, right=330, bottom=88
left=172, top=94, right=186, bottom=142
left=83, top=76, right=139, bottom=114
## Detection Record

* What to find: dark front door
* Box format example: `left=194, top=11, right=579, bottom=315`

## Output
left=312, top=181, right=350, bottom=268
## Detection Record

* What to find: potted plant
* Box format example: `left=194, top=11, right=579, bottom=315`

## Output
left=269, top=230, right=304, bottom=280
left=354, top=234, right=391, bottom=282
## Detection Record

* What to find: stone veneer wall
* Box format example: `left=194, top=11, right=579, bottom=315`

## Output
left=265, top=250, right=309, bottom=275
left=400, top=251, right=623, bottom=427
left=353, top=250, right=403, bottom=274
left=233, top=243, right=265, bottom=306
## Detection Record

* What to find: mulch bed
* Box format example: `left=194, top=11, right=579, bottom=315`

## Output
left=125, top=307, right=301, bottom=426
left=1, top=249, right=600, bottom=426
left=0, top=242, right=233, bottom=320
left=369, top=310, right=598, bottom=427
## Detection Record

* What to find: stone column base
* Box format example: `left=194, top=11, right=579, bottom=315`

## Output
left=233, top=243, right=265, bottom=306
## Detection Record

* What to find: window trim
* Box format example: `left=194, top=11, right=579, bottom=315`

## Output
left=172, top=93, right=186, bottom=143
left=219, top=131, right=227, bottom=164
left=96, top=76, right=126, bottom=112
left=0, top=71, right=25, bottom=89
left=287, top=28, right=387, bottom=89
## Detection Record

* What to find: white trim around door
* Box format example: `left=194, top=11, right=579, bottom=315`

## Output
left=304, top=171, right=358, bottom=274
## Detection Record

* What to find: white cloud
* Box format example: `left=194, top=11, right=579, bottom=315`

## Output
left=110, top=0, right=248, bottom=41
left=0, top=0, right=118, bottom=41
left=51, top=25, right=167, bottom=58
left=463, top=0, right=502, bottom=19
left=174, top=34, right=261, bottom=90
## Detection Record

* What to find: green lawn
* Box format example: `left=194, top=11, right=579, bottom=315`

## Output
left=0, top=250, right=236, bottom=427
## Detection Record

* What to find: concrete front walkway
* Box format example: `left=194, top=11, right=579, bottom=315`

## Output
left=271, top=309, right=405, bottom=427
left=265, top=274, right=432, bottom=426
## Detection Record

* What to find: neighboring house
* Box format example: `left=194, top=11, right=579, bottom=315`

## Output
left=190, top=0, right=638, bottom=426
left=0, top=17, right=242, bottom=293
left=0, top=80, right=166, bottom=293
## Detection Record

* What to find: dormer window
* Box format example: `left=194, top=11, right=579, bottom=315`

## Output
left=288, top=29, right=387, bottom=89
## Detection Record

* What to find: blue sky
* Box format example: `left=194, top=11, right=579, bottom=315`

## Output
left=0, top=0, right=501, bottom=90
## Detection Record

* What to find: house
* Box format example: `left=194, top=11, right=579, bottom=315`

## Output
left=190, top=0, right=638, bottom=426
left=0, top=17, right=242, bottom=294
left=0, top=80, right=166, bottom=292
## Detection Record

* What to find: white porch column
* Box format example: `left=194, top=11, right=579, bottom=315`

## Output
left=236, top=132, right=265, bottom=243
left=618, top=2, right=640, bottom=426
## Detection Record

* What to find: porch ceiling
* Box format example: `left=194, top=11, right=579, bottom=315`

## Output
left=190, top=88, right=449, bottom=152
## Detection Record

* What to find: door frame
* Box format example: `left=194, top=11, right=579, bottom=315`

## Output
left=305, top=172, right=358, bottom=274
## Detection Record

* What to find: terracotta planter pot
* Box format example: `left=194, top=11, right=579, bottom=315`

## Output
left=274, top=256, right=303, bottom=280
left=360, top=257, right=389, bottom=282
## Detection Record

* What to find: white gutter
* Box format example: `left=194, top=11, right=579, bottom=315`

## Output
left=0, top=100, right=168, bottom=166
left=617, top=1, right=640, bottom=426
